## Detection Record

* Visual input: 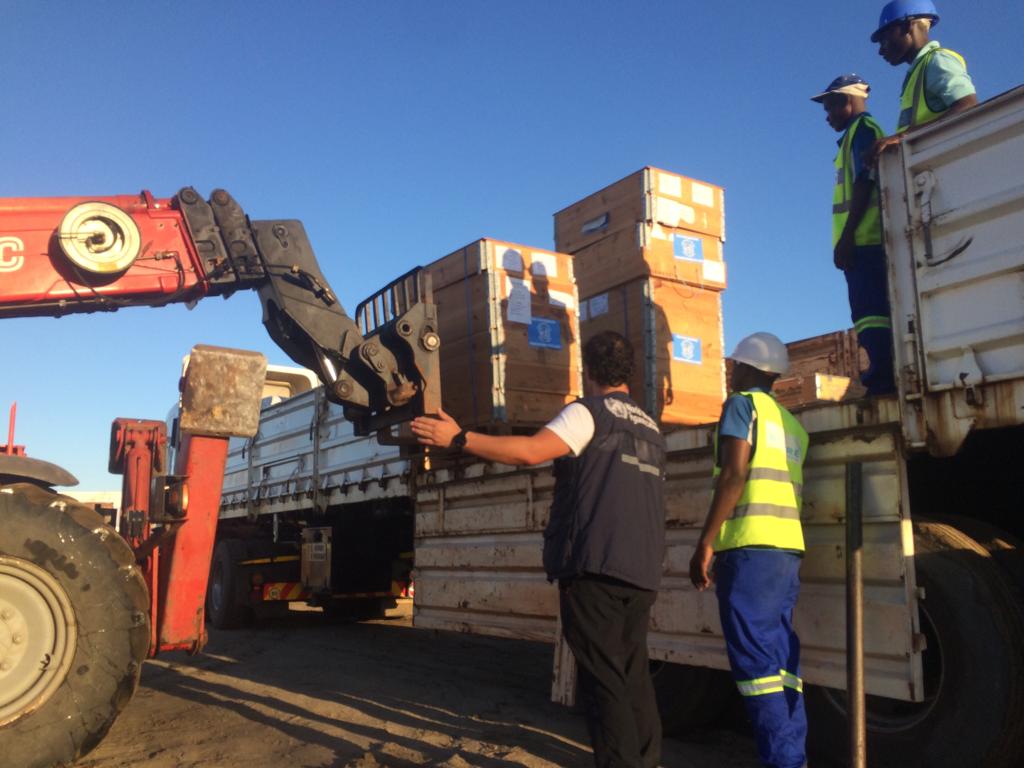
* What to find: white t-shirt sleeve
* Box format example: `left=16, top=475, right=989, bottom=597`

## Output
left=543, top=402, right=596, bottom=457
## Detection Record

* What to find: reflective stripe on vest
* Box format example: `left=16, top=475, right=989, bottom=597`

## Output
left=713, top=391, right=809, bottom=553
left=897, top=47, right=968, bottom=133
left=832, top=113, right=885, bottom=247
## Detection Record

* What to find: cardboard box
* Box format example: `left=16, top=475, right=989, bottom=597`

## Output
left=555, top=166, right=725, bottom=254
left=425, top=239, right=583, bottom=430
left=570, top=222, right=726, bottom=298
left=580, top=277, right=725, bottom=426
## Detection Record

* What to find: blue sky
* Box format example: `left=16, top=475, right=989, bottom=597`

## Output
left=3, top=1, right=1021, bottom=490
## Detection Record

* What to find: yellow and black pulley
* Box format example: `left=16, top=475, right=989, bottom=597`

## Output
left=57, top=201, right=141, bottom=274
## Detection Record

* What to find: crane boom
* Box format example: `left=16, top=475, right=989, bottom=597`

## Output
left=0, top=187, right=440, bottom=434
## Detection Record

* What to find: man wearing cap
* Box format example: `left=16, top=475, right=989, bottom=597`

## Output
left=690, top=332, right=810, bottom=768
left=866, top=0, right=977, bottom=164
left=812, top=74, right=894, bottom=396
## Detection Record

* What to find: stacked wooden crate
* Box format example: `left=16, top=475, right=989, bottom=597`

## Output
left=555, top=167, right=727, bottom=426
left=725, top=330, right=868, bottom=409
left=424, top=239, right=583, bottom=431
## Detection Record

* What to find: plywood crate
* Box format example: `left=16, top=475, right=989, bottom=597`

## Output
left=725, top=330, right=868, bottom=409
left=425, top=239, right=583, bottom=430
left=580, top=277, right=725, bottom=426
left=555, top=166, right=725, bottom=255
left=569, top=222, right=726, bottom=298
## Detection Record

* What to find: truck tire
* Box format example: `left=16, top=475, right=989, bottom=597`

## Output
left=206, top=539, right=250, bottom=630
left=651, top=661, right=734, bottom=736
left=0, top=483, right=150, bottom=768
left=806, top=520, right=1024, bottom=768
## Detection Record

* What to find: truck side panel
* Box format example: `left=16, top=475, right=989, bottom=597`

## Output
left=414, top=398, right=924, bottom=701
left=882, top=85, right=1024, bottom=456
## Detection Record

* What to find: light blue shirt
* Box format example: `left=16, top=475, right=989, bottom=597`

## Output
left=903, top=40, right=976, bottom=114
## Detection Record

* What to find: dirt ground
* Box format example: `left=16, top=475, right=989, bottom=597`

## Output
left=79, top=602, right=757, bottom=768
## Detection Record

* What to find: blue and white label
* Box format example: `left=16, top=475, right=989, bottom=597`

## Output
left=528, top=318, right=562, bottom=349
left=673, top=234, right=704, bottom=262
left=672, top=334, right=702, bottom=364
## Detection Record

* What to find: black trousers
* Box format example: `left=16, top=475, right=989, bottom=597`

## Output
left=560, top=575, right=661, bottom=768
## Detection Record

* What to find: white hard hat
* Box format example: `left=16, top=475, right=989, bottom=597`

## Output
left=729, top=332, right=789, bottom=375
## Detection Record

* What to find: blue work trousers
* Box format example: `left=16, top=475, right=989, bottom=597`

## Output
left=845, top=245, right=895, bottom=395
left=715, top=548, right=806, bottom=768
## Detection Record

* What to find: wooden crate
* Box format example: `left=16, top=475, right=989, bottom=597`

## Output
left=569, top=222, right=726, bottom=298
left=725, top=330, right=868, bottom=409
left=554, top=166, right=725, bottom=255
left=425, top=239, right=583, bottom=430
left=580, top=277, right=725, bottom=426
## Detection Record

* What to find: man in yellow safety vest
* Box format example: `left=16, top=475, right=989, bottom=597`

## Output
left=865, top=0, right=977, bottom=164
left=811, top=73, right=894, bottom=395
left=690, top=332, right=809, bottom=768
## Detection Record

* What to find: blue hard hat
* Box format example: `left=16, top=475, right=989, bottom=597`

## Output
left=810, top=74, right=871, bottom=103
left=871, top=0, right=940, bottom=42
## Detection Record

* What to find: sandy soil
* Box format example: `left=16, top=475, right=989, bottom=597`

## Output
left=79, top=603, right=757, bottom=768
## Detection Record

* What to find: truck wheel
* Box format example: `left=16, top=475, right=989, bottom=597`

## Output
left=0, top=483, right=150, bottom=768
left=806, top=520, right=1024, bottom=768
left=206, top=539, right=250, bottom=630
left=650, top=661, right=734, bottom=735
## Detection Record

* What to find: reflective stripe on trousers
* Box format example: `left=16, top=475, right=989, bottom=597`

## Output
left=716, top=548, right=806, bottom=768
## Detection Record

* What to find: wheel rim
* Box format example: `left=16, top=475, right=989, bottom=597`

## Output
left=0, top=556, right=78, bottom=726
left=820, top=600, right=944, bottom=733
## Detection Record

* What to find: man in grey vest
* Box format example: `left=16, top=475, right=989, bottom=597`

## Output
left=412, top=330, right=667, bottom=768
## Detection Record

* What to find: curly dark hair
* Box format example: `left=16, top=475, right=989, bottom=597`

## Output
left=583, top=330, right=634, bottom=387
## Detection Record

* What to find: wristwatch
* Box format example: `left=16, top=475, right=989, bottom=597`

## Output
left=451, top=429, right=469, bottom=451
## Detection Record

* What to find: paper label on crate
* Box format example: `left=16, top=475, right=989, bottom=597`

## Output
left=499, top=247, right=524, bottom=273
left=672, top=334, right=703, bottom=365
left=547, top=289, right=575, bottom=310
left=506, top=277, right=532, bottom=324
left=579, top=299, right=590, bottom=322
left=702, top=259, right=726, bottom=284
left=645, top=222, right=669, bottom=242
left=528, top=318, right=562, bottom=350
left=530, top=252, right=558, bottom=279
left=673, top=234, right=704, bottom=262
left=589, top=293, right=609, bottom=318
left=691, top=181, right=715, bottom=208
left=654, top=197, right=696, bottom=228
left=657, top=172, right=683, bottom=199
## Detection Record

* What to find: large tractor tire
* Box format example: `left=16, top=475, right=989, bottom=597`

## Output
left=0, top=483, right=150, bottom=768
left=806, top=520, right=1024, bottom=768
left=205, top=539, right=251, bottom=630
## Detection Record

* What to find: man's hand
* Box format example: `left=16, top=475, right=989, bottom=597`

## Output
left=689, top=543, right=714, bottom=591
left=864, top=135, right=900, bottom=167
left=834, top=232, right=855, bottom=271
left=410, top=407, right=461, bottom=448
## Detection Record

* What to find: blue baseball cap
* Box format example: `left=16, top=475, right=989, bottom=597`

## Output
left=810, top=74, right=871, bottom=103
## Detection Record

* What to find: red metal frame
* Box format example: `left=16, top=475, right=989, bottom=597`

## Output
left=155, top=432, right=230, bottom=654
left=0, top=192, right=209, bottom=313
left=2, top=403, right=26, bottom=456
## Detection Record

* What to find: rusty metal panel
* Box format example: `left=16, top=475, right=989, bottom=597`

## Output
left=178, top=345, right=267, bottom=438
left=880, top=85, right=1024, bottom=456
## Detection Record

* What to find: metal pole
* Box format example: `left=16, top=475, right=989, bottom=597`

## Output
left=846, top=461, right=867, bottom=767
